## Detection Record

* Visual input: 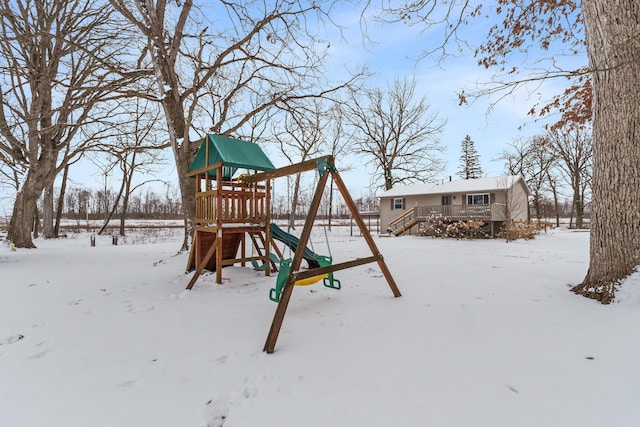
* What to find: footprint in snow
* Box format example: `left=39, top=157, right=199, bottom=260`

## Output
left=117, top=379, right=140, bottom=390
left=205, top=397, right=231, bottom=427
left=0, top=334, right=24, bottom=346
left=215, top=354, right=236, bottom=364
left=26, top=348, right=53, bottom=360
left=365, top=267, right=382, bottom=278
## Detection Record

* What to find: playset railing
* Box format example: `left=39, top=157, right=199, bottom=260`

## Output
left=195, top=182, right=268, bottom=225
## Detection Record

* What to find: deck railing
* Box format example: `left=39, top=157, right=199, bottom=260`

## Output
left=387, top=203, right=507, bottom=234
left=412, top=203, right=506, bottom=221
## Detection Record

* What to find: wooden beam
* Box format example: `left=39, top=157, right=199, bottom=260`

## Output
left=290, top=255, right=381, bottom=281
left=219, top=255, right=268, bottom=266
left=186, top=239, right=217, bottom=290
left=184, top=161, right=224, bottom=178
left=265, top=179, right=272, bottom=276
left=264, top=167, right=330, bottom=353
left=246, top=155, right=333, bottom=183
left=215, top=164, right=224, bottom=284
left=185, top=231, right=197, bottom=273
left=332, top=169, right=401, bottom=297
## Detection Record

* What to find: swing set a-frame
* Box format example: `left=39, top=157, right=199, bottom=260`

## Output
left=185, top=134, right=401, bottom=353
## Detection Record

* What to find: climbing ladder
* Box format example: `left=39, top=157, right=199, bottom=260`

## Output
left=248, top=230, right=281, bottom=271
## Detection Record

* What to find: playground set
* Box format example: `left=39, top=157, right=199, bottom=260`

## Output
left=184, top=134, right=401, bottom=353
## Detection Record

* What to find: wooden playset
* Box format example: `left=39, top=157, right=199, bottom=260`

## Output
left=185, top=134, right=401, bottom=353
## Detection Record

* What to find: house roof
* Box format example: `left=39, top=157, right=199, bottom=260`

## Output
left=187, top=134, right=275, bottom=179
left=379, top=175, right=531, bottom=198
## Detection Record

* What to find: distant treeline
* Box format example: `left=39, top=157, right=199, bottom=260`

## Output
left=52, top=184, right=182, bottom=220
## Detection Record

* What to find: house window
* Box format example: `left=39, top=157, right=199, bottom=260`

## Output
left=467, top=193, right=490, bottom=205
left=442, top=195, right=451, bottom=205
left=393, top=198, right=404, bottom=210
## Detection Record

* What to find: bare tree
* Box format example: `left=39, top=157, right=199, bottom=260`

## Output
left=0, top=0, right=136, bottom=247
left=499, top=136, right=556, bottom=222
left=53, top=147, right=82, bottom=238
left=324, top=102, right=353, bottom=231
left=109, top=0, right=363, bottom=250
left=272, top=100, right=328, bottom=229
left=546, top=126, right=592, bottom=229
left=527, top=138, right=556, bottom=222
left=345, top=77, right=446, bottom=191
left=95, top=100, right=167, bottom=236
left=546, top=171, right=561, bottom=228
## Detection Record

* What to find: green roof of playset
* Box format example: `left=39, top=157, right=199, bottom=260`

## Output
left=187, top=134, right=275, bottom=179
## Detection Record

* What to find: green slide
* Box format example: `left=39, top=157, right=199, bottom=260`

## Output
left=269, top=223, right=321, bottom=269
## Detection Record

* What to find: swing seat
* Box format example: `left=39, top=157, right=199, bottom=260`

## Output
left=293, top=273, right=328, bottom=286
left=293, top=253, right=330, bottom=285
left=269, top=255, right=341, bottom=302
left=251, top=259, right=270, bottom=270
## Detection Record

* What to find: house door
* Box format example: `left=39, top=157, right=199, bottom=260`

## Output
left=442, top=195, right=451, bottom=216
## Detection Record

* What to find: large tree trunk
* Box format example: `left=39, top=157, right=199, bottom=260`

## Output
left=572, top=0, right=640, bottom=303
left=9, top=131, right=58, bottom=247
left=174, top=139, right=197, bottom=251
left=54, top=164, right=70, bottom=238
left=574, top=195, right=584, bottom=229
left=42, top=182, right=55, bottom=238
left=32, top=205, right=40, bottom=239
left=9, top=176, right=45, bottom=248
left=548, top=177, right=560, bottom=228
left=572, top=174, right=584, bottom=229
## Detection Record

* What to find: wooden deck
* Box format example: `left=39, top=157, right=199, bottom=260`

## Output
left=388, top=204, right=506, bottom=236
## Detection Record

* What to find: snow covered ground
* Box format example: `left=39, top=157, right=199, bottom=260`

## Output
left=1, top=227, right=639, bottom=427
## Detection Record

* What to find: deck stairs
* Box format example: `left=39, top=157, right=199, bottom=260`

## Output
left=387, top=209, right=421, bottom=236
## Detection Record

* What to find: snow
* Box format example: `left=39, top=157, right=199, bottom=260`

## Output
left=1, top=227, right=639, bottom=427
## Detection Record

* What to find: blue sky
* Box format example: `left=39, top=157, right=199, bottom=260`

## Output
left=326, top=2, right=585, bottom=198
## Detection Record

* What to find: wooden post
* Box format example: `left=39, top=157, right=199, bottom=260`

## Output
left=215, top=164, right=223, bottom=284
left=263, top=167, right=330, bottom=353
left=332, top=169, right=401, bottom=298
left=265, top=178, right=272, bottom=277
left=195, top=230, right=201, bottom=272
left=240, top=225, right=246, bottom=267
left=186, top=230, right=198, bottom=273
left=186, top=239, right=217, bottom=290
